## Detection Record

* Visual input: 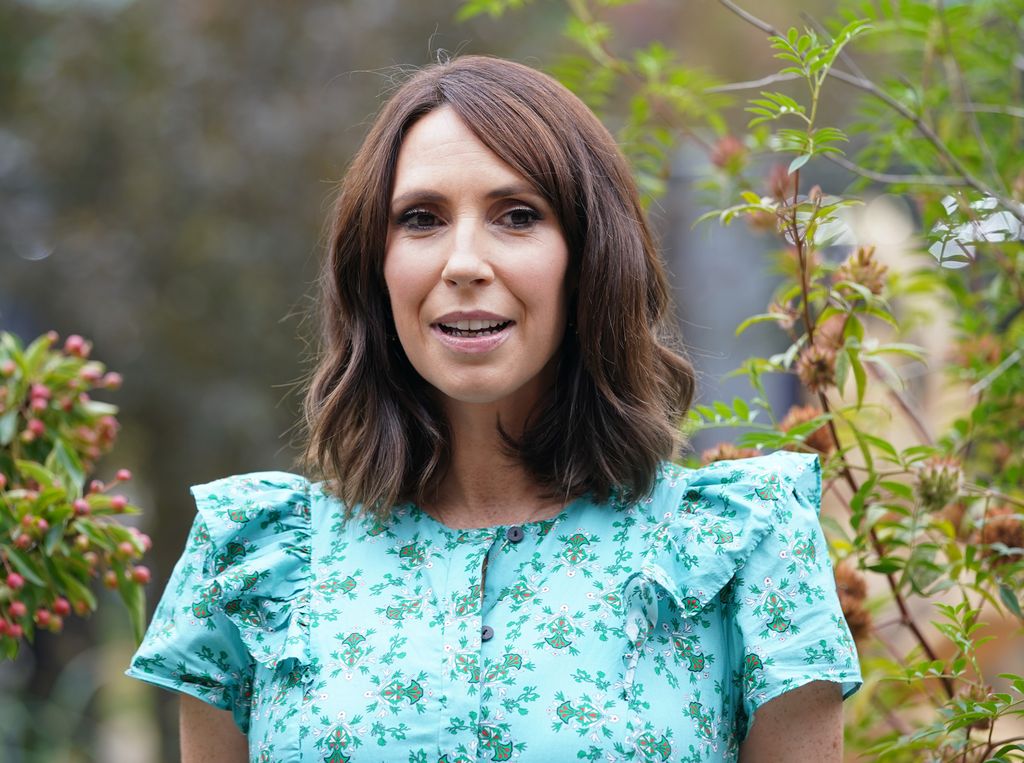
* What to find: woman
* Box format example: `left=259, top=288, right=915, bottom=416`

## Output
left=126, top=55, right=861, bottom=762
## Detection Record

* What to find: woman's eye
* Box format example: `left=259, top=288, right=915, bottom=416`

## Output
left=397, top=209, right=440, bottom=230
left=500, top=207, right=541, bottom=229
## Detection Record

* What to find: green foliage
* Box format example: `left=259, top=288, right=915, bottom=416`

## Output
left=459, top=1, right=1024, bottom=759
left=0, top=331, right=148, bottom=658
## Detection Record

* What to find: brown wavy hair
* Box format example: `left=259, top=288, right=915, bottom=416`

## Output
left=299, top=54, right=696, bottom=517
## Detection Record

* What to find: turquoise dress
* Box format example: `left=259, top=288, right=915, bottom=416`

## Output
left=125, top=450, right=861, bottom=762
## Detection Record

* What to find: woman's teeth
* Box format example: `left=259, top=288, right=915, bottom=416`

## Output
left=438, top=320, right=512, bottom=336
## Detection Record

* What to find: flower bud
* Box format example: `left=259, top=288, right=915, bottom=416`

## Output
left=30, top=383, right=51, bottom=401
left=73, top=600, right=90, bottom=616
left=64, top=334, right=86, bottom=356
left=103, top=570, right=119, bottom=590
left=131, top=566, right=151, bottom=585
left=89, top=480, right=104, bottom=494
left=83, top=551, right=99, bottom=568
left=914, top=455, right=963, bottom=512
left=8, top=601, right=27, bottom=619
left=74, top=533, right=90, bottom=550
left=0, top=473, right=6, bottom=490
left=79, top=364, right=103, bottom=384
left=0, top=359, right=16, bottom=376
left=27, top=419, right=45, bottom=436
left=29, top=397, right=47, bottom=412
left=6, top=573, right=25, bottom=590
left=19, top=429, right=36, bottom=443
left=73, top=499, right=91, bottom=517
left=48, top=614, right=64, bottom=632
left=8, top=623, right=23, bottom=639
left=34, top=608, right=51, bottom=627
left=111, top=495, right=128, bottom=512
left=35, top=518, right=49, bottom=533
left=115, top=468, right=132, bottom=482
left=14, top=533, right=32, bottom=550
left=796, top=344, right=837, bottom=393
left=53, top=597, right=71, bottom=617
left=103, top=372, right=123, bottom=390
left=118, top=540, right=136, bottom=557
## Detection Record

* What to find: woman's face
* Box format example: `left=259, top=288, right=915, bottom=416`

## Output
left=383, top=106, right=570, bottom=417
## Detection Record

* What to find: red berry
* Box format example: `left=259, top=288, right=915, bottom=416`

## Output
left=131, top=566, right=151, bottom=585
left=53, top=597, right=71, bottom=617
left=27, top=419, right=45, bottom=436
left=73, top=499, right=91, bottom=517
left=5, top=573, right=24, bottom=590
left=34, top=609, right=51, bottom=627
left=8, top=623, right=23, bottom=639
left=115, top=468, right=132, bottom=482
left=64, top=334, right=85, bottom=356
left=8, top=601, right=27, bottom=619
left=103, top=372, right=123, bottom=390
left=110, top=495, right=128, bottom=512
left=103, top=570, right=119, bottom=589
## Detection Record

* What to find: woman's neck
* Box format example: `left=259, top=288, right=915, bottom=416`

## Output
left=425, top=398, right=562, bottom=529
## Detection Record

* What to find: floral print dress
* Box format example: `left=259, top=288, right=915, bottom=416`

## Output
left=125, top=450, right=861, bottom=762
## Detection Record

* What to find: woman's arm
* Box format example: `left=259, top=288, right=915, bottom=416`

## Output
left=180, top=695, right=248, bottom=763
left=739, top=680, right=844, bottom=763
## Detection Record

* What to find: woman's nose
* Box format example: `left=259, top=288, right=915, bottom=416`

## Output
left=441, top=218, right=493, bottom=287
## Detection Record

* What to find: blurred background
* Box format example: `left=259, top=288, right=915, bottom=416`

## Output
left=1, top=0, right=853, bottom=759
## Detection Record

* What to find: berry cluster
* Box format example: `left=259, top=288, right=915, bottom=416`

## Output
left=0, top=330, right=148, bottom=657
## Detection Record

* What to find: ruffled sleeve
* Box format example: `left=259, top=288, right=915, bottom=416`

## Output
left=623, top=451, right=862, bottom=736
left=124, top=471, right=311, bottom=733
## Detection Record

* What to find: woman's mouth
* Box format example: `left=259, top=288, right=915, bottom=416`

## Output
left=435, top=319, right=513, bottom=337
left=430, top=320, right=515, bottom=353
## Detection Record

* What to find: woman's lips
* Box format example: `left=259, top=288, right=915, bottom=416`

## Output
left=431, top=322, right=514, bottom=353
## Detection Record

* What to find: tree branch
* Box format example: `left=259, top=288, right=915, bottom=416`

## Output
left=825, top=153, right=966, bottom=186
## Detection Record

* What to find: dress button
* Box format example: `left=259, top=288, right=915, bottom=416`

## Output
left=481, top=625, right=494, bottom=642
left=505, top=525, right=525, bottom=543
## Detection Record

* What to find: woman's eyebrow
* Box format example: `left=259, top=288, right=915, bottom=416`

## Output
left=390, top=190, right=446, bottom=210
left=390, top=184, right=542, bottom=210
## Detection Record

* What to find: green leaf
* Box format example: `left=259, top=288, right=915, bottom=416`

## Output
left=45, top=440, right=85, bottom=499
left=1000, top=584, right=1024, bottom=620
left=732, top=397, right=750, bottom=421
left=788, top=153, right=811, bottom=174
left=117, top=573, right=147, bottom=644
left=4, top=546, right=47, bottom=586
left=14, top=459, right=60, bottom=490
left=0, top=410, right=16, bottom=446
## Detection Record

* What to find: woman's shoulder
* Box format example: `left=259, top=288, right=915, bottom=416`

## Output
left=647, top=450, right=821, bottom=528
left=187, top=470, right=313, bottom=543
left=629, top=450, right=825, bottom=616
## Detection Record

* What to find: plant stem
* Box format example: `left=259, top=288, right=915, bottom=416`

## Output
left=715, top=0, right=1024, bottom=225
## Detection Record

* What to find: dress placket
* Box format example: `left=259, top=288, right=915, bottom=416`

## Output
left=437, top=529, right=498, bottom=762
